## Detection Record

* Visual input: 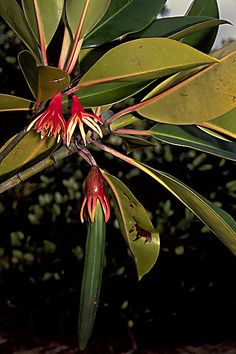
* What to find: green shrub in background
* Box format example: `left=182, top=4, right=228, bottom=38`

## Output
left=0, top=0, right=236, bottom=350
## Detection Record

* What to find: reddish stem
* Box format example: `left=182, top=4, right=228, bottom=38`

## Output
left=33, top=0, right=48, bottom=65
left=112, top=128, right=150, bottom=136
left=64, top=0, right=90, bottom=73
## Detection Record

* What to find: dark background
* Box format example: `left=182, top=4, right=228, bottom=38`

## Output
left=1, top=20, right=236, bottom=354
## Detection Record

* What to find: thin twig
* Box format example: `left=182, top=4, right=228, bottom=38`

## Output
left=112, top=128, right=150, bottom=136
left=0, top=144, right=77, bottom=194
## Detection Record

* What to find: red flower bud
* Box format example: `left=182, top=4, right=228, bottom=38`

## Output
left=80, top=166, right=110, bottom=223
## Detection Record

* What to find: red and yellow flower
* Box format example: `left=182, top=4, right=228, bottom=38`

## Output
left=27, top=93, right=66, bottom=142
left=66, top=95, right=103, bottom=146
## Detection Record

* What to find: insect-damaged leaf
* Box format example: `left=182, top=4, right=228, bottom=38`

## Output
left=102, top=171, right=160, bottom=279
left=129, top=160, right=236, bottom=256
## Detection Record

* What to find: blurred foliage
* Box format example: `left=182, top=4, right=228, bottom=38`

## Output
left=1, top=14, right=236, bottom=354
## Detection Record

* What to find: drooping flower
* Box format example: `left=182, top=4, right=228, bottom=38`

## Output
left=66, top=95, right=103, bottom=146
left=80, top=166, right=110, bottom=223
left=27, top=93, right=66, bottom=142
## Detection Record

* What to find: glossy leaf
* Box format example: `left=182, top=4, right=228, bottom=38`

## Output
left=128, top=16, right=225, bottom=41
left=18, top=50, right=38, bottom=97
left=184, top=0, right=219, bottom=52
left=0, top=131, right=57, bottom=178
left=83, top=0, right=167, bottom=48
left=137, top=50, right=236, bottom=124
left=22, top=0, right=64, bottom=47
left=186, top=0, right=219, bottom=17
left=110, top=114, right=141, bottom=131
left=0, top=94, right=34, bottom=112
left=149, top=124, right=236, bottom=161
left=37, top=66, right=70, bottom=102
left=170, top=19, right=227, bottom=42
left=78, top=201, right=106, bottom=350
left=66, top=0, right=110, bottom=38
left=77, top=80, right=151, bottom=107
left=212, top=40, right=236, bottom=60
left=79, top=38, right=217, bottom=87
left=201, top=108, right=236, bottom=139
left=121, top=135, right=155, bottom=154
left=103, top=171, right=160, bottom=279
left=0, top=0, right=39, bottom=59
left=130, top=160, right=236, bottom=256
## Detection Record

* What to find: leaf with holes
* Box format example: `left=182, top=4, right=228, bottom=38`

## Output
left=102, top=171, right=160, bottom=279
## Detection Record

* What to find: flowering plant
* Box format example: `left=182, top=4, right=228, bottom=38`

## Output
left=1, top=0, right=236, bottom=349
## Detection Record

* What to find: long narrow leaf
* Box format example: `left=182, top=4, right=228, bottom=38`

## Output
left=78, top=201, right=106, bottom=350
left=149, top=124, right=236, bottom=161
left=130, top=160, right=236, bottom=256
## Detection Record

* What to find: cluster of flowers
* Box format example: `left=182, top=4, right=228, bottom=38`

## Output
left=27, top=92, right=103, bottom=146
left=28, top=92, right=110, bottom=223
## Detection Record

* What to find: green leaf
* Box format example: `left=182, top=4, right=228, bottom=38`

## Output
left=78, top=201, right=106, bottom=351
left=22, top=0, right=64, bottom=47
left=66, top=0, right=110, bottom=38
left=149, top=124, right=236, bottom=161
left=102, top=171, right=160, bottom=279
left=121, top=135, right=155, bottom=154
left=37, top=66, right=70, bottom=101
left=184, top=0, right=220, bottom=52
left=0, top=94, right=34, bottom=112
left=79, top=38, right=217, bottom=87
left=186, top=0, right=219, bottom=17
left=77, top=80, right=152, bottom=107
left=83, top=0, right=167, bottom=48
left=128, top=16, right=225, bottom=41
left=18, top=50, right=38, bottom=98
left=129, top=160, right=236, bottom=256
left=201, top=108, right=236, bottom=139
left=211, top=40, right=236, bottom=60
left=0, top=130, right=58, bottom=178
left=110, top=114, right=141, bottom=131
left=170, top=19, right=227, bottom=42
left=137, top=50, right=236, bottom=124
left=0, top=0, right=39, bottom=59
